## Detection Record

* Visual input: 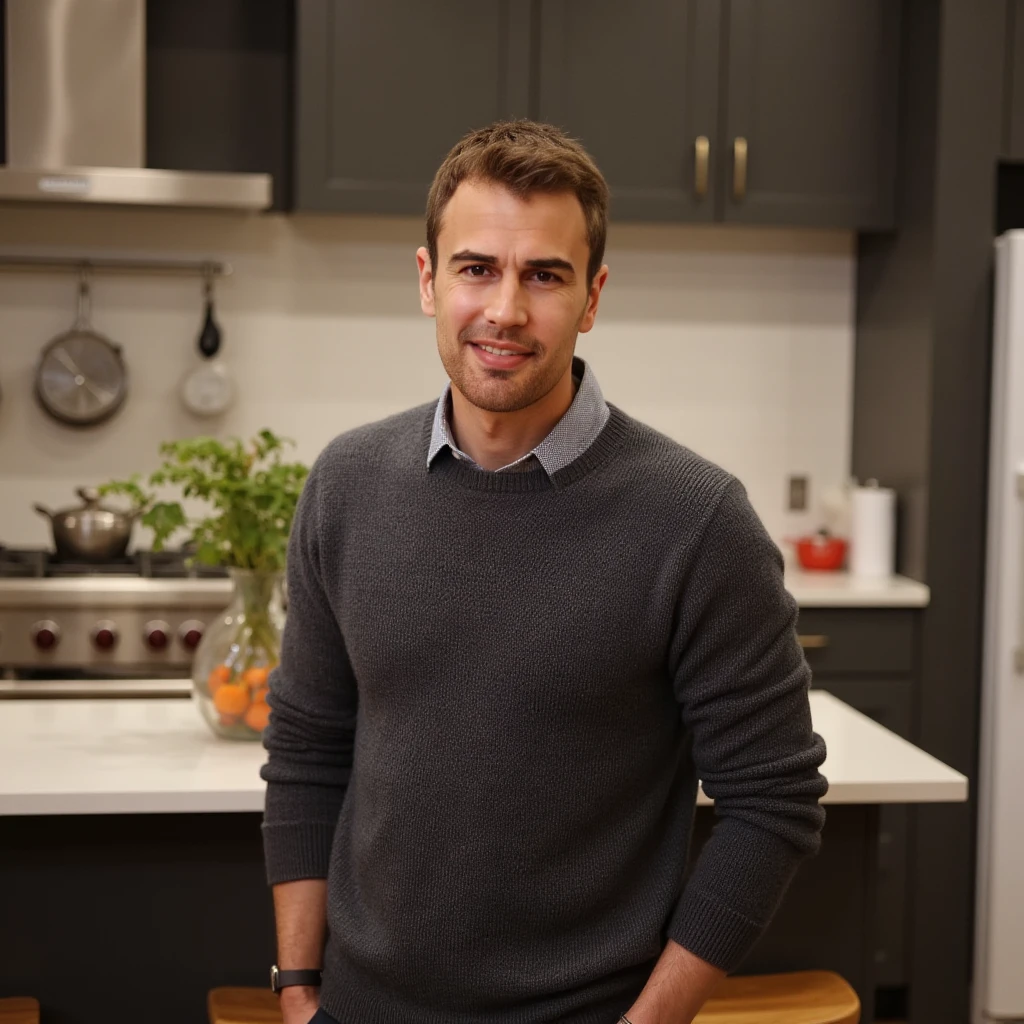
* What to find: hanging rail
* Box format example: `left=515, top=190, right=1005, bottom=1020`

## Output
left=0, top=255, right=232, bottom=277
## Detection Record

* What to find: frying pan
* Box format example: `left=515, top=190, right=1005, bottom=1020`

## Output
left=35, top=273, right=128, bottom=427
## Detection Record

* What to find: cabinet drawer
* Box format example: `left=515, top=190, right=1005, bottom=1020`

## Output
left=795, top=609, right=916, bottom=675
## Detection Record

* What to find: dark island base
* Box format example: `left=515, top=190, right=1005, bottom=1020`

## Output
left=0, top=807, right=880, bottom=1024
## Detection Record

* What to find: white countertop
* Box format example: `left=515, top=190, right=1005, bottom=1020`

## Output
left=784, top=570, right=930, bottom=608
left=0, top=572, right=927, bottom=610
left=0, top=690, right=966, bottom=816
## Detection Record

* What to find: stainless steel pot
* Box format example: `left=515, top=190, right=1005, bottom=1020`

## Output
left=33, top=486, right=143, bottom=561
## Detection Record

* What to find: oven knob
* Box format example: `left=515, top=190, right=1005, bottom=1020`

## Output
left=178, top=620, right=205, bottom=651
left=32, top=620, right=61, bottom=650
left=144, top=620, right=171, bottom=651
left=91, top=620, right=119, bottom=650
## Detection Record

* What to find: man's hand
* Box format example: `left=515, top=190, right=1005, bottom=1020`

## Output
left=623, top=939, right=725, bottom=1024
left=272, top=880, right=328, bottom=1024
left=278, top=985, right=320, bottom=1024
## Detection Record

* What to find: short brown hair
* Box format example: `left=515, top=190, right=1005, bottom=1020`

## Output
left=426, top=120, right=610, bottom=287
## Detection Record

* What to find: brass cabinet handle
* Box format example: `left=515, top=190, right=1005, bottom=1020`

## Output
left=733, top=136, right=748, bottom=200
left=694, top=136, right=710, bottom=198
left=798, top=634, right=830, bottom=650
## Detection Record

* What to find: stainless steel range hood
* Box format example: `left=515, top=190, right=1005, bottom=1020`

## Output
left=0, top=0, right=272, bottom=211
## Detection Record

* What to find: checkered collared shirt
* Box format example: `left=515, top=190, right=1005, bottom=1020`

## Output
left=426, top=356, right=610, bottom=476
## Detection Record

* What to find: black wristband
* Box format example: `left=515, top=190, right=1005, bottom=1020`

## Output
left=270, top=966, right=323, bottom=993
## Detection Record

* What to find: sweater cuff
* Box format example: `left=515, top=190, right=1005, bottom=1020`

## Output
left=667, top=885, right=764, bottom=971
left=261, top=821, right=338, bottom=885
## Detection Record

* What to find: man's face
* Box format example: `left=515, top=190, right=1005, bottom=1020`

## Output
left=417, top=180, right=607, bottom=414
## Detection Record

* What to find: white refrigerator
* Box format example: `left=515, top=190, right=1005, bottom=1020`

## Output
left=975, top=230, right=1024, bottom=1024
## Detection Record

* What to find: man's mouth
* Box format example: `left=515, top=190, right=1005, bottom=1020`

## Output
left=468, top=342, right=533, bottom=369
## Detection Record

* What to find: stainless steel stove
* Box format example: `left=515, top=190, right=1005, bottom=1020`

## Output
left=0, top=547, right=232, bottom=698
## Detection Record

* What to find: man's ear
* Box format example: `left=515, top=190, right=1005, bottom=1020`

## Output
left=578, top=264, right=609, bottom=334
left=416, top=247, right=436, bottom=317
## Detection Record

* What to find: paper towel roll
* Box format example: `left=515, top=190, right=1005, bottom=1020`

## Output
left=850, top=482, right=896, bottom=578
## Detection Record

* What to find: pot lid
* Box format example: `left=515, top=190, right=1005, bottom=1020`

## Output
left=43, top=487, right=135, bottom=519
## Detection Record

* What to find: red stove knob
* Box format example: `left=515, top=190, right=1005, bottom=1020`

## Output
left=91, top=621, right=119, bottom=650
left=144, top=620, right=171, bottom=651
left=178, top=620, right=205, bottom=651
left=32, top=620, right=61, bottom=650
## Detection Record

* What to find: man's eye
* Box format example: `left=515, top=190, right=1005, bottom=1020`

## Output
left=465, top=265, right=490, bottom=277
left=533, top=271, right=561, bottom=284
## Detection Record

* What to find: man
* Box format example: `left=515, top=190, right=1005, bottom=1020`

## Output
left=261, top=120, right=828, bottom=1024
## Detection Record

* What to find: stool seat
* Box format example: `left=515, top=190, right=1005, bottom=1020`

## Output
left=207, top=972, right=859, bottom=1024
left=693, top=971, right=860, bottom=1024
left=208, top=987, right=282, bottom=1024
left=0, top=998, right=40, bottom=1024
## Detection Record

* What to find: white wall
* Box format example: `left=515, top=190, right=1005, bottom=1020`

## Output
left=0, top=206, right=854, bottom=548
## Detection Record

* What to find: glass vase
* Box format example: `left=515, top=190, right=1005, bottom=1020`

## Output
left=192, top=568, right=285, bottom=741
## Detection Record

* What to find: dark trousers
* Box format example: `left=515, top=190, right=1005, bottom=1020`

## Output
left=309, top=1011, right=340, bottom=1024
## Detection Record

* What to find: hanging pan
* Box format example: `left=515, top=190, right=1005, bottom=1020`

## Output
left=35, top=271, right=128, bottom=427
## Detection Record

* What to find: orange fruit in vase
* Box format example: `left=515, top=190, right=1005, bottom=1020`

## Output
left=242, top=666, right=270, bottom=689
left=243, top=701, right=271, bottom=733
left=252, top=687, right=269, bottom=705
left=213, top=684, right=250, bottom=717
left=207, top=664, right=232, bottom=694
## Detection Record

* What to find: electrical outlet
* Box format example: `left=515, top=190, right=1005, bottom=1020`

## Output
left=788, top=475, right=809, bottom=512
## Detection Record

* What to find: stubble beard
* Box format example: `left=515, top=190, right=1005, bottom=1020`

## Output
left=439, top=322, right=578, bottom=415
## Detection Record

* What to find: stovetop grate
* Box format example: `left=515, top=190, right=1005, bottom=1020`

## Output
left=0, top=547, right=229, bottom=580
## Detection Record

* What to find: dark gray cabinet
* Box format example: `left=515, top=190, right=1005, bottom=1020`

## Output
left=1003, top=0, right=1024, bottom=158
left=722, top=0, right=901, bottom=229
left=145, top=0, right=293, bottom=210
left=295, top=0, right=531, bottom=213
left=294, top=0, right=900, bottom=229
left=533, top=0, right=900, bottom=229
left=535, top=0, right=721, bottom=222
left=799, top=608, right=920, bottom=998
left=810, top=678, right=913, bottom=993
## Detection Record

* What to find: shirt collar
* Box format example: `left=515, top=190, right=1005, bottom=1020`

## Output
left=427, top=355, right=610, bottom=477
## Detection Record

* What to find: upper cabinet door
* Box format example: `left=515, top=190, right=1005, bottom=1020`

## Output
left=722, top=0, right=901, bottom=230
left=1004, top=0, right=1024, bottom=158
left=295, top=0, right=531, bottom=214
left=536, top=0, right=722, bottom=223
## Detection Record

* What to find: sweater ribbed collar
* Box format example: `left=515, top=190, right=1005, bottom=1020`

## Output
left=424, top=403, right=632, bottom=493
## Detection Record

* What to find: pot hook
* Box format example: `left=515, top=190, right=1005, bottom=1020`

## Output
left=74, top=265, right=93, bottom=331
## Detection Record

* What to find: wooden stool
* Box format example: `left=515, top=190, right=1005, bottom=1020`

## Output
left=208, top=988, right=283, bottom=1024
left=0, top=998, right=40, bottom=1024
left=208, top=973, right=859, bottom=1024
left=693, top=971, right=860, bottom=1024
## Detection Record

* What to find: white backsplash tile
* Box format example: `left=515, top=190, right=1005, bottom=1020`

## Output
left=0, top=208, right=854, bottom=548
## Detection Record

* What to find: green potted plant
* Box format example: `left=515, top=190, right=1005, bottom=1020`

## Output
left=100, top=430, right=308, bottom=740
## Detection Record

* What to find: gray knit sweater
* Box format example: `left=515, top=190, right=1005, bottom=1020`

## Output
left=261, top=403, right=828, bottom=1024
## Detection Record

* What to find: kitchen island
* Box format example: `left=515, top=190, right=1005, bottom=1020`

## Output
left=0, top=690, right=961, bottom=815
left=0, top=692, right=963, bottom=1024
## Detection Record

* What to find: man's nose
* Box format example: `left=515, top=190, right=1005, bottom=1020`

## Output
left=484, top=275, right=528, bottom=329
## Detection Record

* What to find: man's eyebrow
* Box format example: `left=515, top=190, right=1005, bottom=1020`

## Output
left=448, top=250, right=498, bottom=265
left=524, top=257, right=575, bottom=274
left=447, top=251, right=577, bottom=275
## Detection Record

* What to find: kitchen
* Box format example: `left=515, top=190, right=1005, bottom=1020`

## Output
left=0, top=2, right=1018, bottom=1024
